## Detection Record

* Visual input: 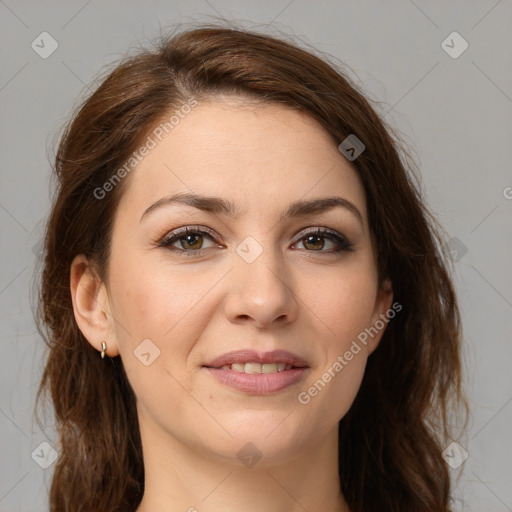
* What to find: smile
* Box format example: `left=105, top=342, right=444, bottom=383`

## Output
left=203, top=349, right=310, bottom=394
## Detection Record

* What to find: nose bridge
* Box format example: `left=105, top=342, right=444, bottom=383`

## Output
left=225, top=233, right=298, bottom=326
left=234, top=233, right=284, bottom=284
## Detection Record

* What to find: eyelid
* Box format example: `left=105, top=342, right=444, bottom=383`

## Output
left=293, top=226, right=344, bottom=241
left=159, top=225, right=224, bottom=245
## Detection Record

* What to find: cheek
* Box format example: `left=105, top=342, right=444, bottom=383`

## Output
left=110, top=259, right=216, bottom=350
left=295, top=264, right=377, bottom=421
left=306, top=264, right=378, bottom=344
left=109, top=262, right=218, bottom=404
left=110, top=266, right=223, bottom=445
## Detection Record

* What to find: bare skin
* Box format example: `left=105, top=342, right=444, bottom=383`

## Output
left=70, top=97, right=393, bottom=512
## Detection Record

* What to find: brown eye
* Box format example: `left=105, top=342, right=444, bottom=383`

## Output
left=302, top=234, right=326, bottom=251
left=293, top=228, right=354, bottom=254
left=179, top=232, right=204, bottom=250
left=159, top=226, right=220, bottom=256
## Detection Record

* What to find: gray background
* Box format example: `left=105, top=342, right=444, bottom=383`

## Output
left=1, top=1, right=511, bottom=510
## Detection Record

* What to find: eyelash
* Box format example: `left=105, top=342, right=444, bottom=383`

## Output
left=157, top=225, right=355, bottom=257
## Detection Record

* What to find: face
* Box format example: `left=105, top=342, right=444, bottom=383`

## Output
left=75, top=97, right=393, bottom=467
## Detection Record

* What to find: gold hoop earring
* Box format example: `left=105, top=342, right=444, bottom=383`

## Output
left=100, top=341, right=107, bottom=359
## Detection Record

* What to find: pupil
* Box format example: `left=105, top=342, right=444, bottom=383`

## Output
left=184, top=234, right=202, bottom=249
left=305, top=235, right=323, bottom=250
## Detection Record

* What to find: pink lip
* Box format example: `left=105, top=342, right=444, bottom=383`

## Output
left=204, top=349, right=309, bottom=368
left=205, top=367, right=309, bottom=395
left=203, top=349, right=310, bottom=395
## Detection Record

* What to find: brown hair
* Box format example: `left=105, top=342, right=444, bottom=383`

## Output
left=34, top=22, right=467, bottom=512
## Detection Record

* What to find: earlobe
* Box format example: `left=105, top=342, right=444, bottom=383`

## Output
left=70, top=254, right=119, bottom=357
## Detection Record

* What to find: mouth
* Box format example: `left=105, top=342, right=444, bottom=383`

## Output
left=203, top=349, right=310, bottom=395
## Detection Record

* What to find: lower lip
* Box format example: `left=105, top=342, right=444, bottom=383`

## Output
left=205, top=367, right=309, bottom=395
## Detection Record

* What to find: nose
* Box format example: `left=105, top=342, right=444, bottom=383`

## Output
left=223, top=240, right=299, bottom=329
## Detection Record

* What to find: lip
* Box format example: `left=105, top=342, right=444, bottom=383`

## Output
left=203, top=349, right=310, bottom=395
left=204, top=349, right=309, bottom=368
left=205, top=367, right=309, bottom=394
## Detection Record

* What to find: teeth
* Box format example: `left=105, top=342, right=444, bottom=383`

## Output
left=261, top=363, right=278, bottom=373
left=224, top=362, right=294, bottom=373
left=244, top=362, right=261, bottom=374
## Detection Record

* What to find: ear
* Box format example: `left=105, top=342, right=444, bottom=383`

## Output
left=366, top=277, right=394, bottom=355
left=70, top=254, right=120, bottom=357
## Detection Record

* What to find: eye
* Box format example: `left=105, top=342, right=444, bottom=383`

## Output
left=157, top=225, right=354, bottom=257
left=158, top=226, right=222, bottom=256
left=292, top=228, right=354, bottom=255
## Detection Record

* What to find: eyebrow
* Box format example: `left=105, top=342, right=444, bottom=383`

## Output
left=140, top=192, right=363, bottom=225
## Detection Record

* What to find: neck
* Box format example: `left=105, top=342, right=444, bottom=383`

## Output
left=134, top=413, right=349, bottom=512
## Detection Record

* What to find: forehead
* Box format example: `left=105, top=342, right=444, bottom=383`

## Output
left=116, top=99, right=367, bottom=222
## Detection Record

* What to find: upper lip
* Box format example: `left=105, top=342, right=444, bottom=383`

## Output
left=204, top=349, right=309, bottom=368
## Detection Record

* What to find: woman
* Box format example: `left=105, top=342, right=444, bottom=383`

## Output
left=34, top=23, right=467, bottom=512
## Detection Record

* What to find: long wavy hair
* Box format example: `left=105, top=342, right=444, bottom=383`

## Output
left=34, top=22, right=467, bottom=512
